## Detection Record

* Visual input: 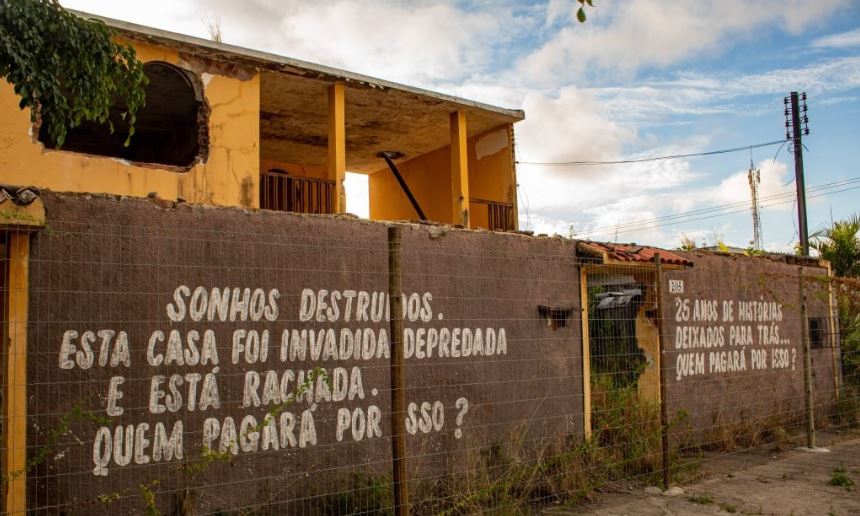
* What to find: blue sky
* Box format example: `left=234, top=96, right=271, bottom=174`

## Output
left=64, top=0, right=860, bottom=251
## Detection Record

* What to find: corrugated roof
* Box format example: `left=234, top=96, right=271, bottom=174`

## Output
left=578, top=241, right=694, bottom=267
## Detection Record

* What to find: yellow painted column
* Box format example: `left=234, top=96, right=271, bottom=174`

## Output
left=328, top=83, right=347, bottom=213
left=579, top=267, right=592, bottom=440
left=450, top=111, right=470, bottom=227
left=4, top=232, right=30, bottom=514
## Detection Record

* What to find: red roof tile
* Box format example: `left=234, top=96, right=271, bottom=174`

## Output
left=578, top=241, right=694, bottom=267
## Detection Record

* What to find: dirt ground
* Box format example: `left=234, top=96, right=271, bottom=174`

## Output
left=545, top=431, right=860, bottom=515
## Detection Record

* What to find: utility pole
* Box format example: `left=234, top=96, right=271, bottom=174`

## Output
left=784, top=92, right=810, bottom=255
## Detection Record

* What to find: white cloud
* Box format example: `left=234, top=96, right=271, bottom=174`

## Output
left=518, top=154, right=795, bottom=249
left=818, top=95, right=860, bottom=106
left=813, top=26, right=860, bottom=48
left=516, top=86, right=633, bottom=165
left=67, top=0, right=528, bottom=87
left=583, top=56, right=860, bottom=125
left=517, top=0, right=850, bottom=88
left=544, top=0, right=574, bottom=28
left=671, top=160, right=793, bottom=214
left=186, top=0, right=526, bottom=87
left=59, top=0, right=856, bottom=251
left=62, top=0, right=207, bottom=37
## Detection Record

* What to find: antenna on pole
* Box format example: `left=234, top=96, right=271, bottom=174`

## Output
left=748, top=149, right=763, bottom=250
left=785, top=91, right=810, bottom=255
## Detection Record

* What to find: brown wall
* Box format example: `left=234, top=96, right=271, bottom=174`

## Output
left=661, top=252, right=839, bottom=438
left=25, top=192, right=582, bottom=514
left=19, top=192, right=843, bottom=513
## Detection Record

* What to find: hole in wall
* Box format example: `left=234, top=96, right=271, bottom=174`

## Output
left=38, top=61, right=209, bottom=169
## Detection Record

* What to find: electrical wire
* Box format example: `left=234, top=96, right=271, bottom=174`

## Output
left=572, top=177, right=860, bottom=238
left=573, top=176, right=860, bottom=237
left=516, top=140, right=786, bottom=166
left=578, top=183, right=860, bottom=238
left=578, top=185, right=860, bottom=238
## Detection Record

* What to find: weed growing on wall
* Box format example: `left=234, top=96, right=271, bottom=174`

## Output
left=698, top=411, right=798, bottom=453
left=305, top=472, right=393, bottom=515
left=1, top=400, right=109, bottom=485
left=590, top=375, right=663, bottom=480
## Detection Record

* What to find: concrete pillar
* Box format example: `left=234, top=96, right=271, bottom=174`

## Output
left=328, top=83, right=347, bottom=213
left=450, top=110, right=470, bottom=227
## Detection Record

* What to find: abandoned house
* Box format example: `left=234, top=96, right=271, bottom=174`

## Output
left=0, top=13, right=524, bottom=231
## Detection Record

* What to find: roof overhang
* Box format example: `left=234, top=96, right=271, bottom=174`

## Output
left=74, top=12, right=524, bottom=173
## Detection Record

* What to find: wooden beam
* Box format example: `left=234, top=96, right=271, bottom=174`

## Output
left=4, top=232, right=30, bottom=514
left=450, top=111, right=470, bottom=227
left=328, top=83, right=347, bottom=213
left=579, top=266, right=592, bottom=440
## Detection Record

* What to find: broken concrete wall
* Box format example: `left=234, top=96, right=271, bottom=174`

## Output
left=0, top=39, right=260, bottom=209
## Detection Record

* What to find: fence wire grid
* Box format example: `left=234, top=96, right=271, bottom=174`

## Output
left=0, top=194, right=856, bottom=515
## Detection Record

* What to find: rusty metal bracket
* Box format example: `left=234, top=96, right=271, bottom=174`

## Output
left=378, top=152, right=427, bottom=221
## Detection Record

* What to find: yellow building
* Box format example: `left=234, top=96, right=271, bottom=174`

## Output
left=0, top=14, right=524, bottom=231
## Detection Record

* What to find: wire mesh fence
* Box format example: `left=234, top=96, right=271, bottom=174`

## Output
left=0, top=191, right=856, bottom=514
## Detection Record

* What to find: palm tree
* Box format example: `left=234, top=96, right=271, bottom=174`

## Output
left=811, top=213, right=860, bottom=278
left=813, top=214, right=860, bottom=398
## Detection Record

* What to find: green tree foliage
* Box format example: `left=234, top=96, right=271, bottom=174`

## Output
left=0, top=0, right=147, bottom=148
left=812, top=213, right=860, bottom=278
left=813, top=214, right=860, bottom=394
left=577, top=0, right=595, bottom=23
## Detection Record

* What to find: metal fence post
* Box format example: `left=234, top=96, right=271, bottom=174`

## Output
left=388, top=225, right=409, bottom=515
left=654, top=253, right=670, bottom=489
left=799, top=267, right=816, bottom=449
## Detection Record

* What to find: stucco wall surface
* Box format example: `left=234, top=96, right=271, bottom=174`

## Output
left=25, top=191, right=581, bottom=514
left=0, top=40, right=260, bottom=209
left=369, top=125, right=515, bottom=227
left=661, top=252, right=838, bottom=437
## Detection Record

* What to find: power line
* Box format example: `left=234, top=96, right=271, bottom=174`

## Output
left=579, top=184, right=859, bottom=239
left=572, top=177, right=860, bottom=238
left=578, top=182, right=859, bottom=238
left=574, top=176, right=860, bottom=237
left=516, top=140, right=785, bottom=166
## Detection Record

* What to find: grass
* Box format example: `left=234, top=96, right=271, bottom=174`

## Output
left=829, top=467, right=854, bottom=490
left=831, top=386, right=860, bottom=428
left=683, top=406, right=802, bottom=458
left=309, top=472, right=393, bottom=515
left=407, top=375, right=681, bottom=514
left=688, top=493, right=713, bottom=505
left=290, top=375, right=827, bottom=514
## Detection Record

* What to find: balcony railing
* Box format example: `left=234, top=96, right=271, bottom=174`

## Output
left=260, top=169, right=335, bottom=214
left=472, top=198, right=515, bottom=231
